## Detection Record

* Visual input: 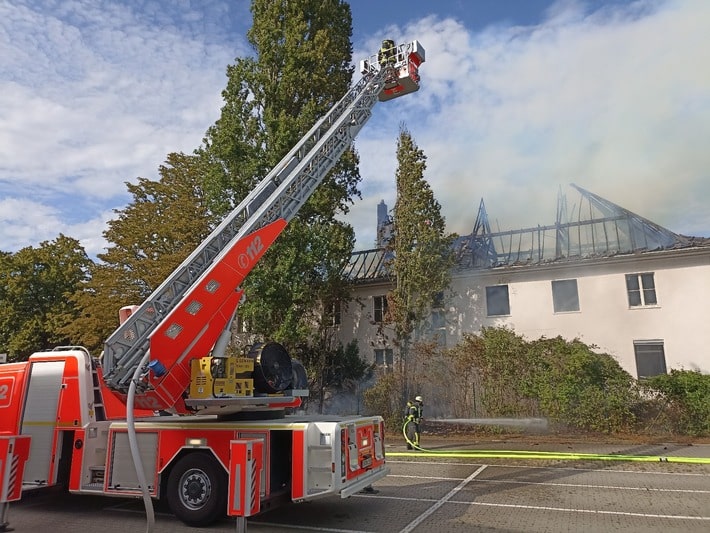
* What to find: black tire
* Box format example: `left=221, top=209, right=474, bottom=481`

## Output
left=166, top=452, right=227, bottom=527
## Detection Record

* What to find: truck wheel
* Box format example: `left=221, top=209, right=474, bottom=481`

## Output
left=166, top=452, right=227, bottom=527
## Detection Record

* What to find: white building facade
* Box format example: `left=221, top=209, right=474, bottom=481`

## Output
left=338, top=187, right=710, bottom=379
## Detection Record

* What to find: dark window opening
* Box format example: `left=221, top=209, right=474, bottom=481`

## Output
left=486, top=285, right=510, bottom=316
left=325, top=301, right=341, bottom=327
left=374, top=348, right=393, bottom=370
left=374, top=295, right=388, bottom=323
left=552, top=279, right=580, bottom=313
left=634, top=341, right=667, bottom=379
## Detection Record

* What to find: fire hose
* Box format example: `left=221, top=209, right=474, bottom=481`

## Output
left=394, top=419, right=710, bottom=465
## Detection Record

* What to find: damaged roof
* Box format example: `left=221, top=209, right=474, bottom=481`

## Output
left=345, top=184, right=710, bottom=282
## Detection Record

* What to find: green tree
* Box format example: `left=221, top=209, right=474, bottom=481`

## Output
left=197, top=0, right=360, bottom=351
left=63, top=152, right=212, bottom=353
left=387, top=126, right=455, bottom=396
left=298, top=337, right=370, bottom=414
left=0, top=235, right=91, bottom=361
left=363, top=371, right=406, bottom=432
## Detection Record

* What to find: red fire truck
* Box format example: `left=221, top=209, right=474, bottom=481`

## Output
left=0, top=41, right=425, bottom=532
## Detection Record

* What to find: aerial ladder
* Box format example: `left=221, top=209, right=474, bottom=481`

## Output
left=0, top=40, right=425, bottom=533
left=100, top=40, right=426, bottom=413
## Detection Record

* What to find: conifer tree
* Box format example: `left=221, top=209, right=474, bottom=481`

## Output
left=387, top=126, right=455, bottom=386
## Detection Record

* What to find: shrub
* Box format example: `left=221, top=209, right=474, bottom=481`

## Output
left=441, top=329, right=637, bottom=433
left=526, top=337, right=637, bottom=433
left=362, top=371, right=405, bottom=433
left=644, top=370, right=710, bottom=436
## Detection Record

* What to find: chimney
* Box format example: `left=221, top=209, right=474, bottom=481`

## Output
left=376, top=200, right=393, bottom=248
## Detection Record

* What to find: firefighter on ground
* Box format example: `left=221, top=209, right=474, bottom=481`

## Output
left=404, top=395, right=424, bottom=449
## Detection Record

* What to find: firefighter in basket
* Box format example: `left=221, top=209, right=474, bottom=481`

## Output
left=404, top=395, right=423, bottom=449
left=377, top=39, right=400, bottom=89
left=377, top=39, right=396, bottom=66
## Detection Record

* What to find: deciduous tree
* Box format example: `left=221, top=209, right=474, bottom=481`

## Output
left=0, top=235, right=91, bottom=361
left=63, top=152, right=211, bottom=353
left=197, top=0, right=361, bottom=352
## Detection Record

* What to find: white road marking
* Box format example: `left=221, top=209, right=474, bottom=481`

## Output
left=398, top=464, right=488, bottom=533
left=472, top=477, right=710, bottom=493
left=254, top=522, right=374, bottom=533
left=388, top=459, right=710, bottom=476
left=366, top=493, right=710, bottom=522
left=389, top=474, right=466, bottom=481
left=388, top=474, right=710, bottom=493
left=449, top=500, right=710, bottom=521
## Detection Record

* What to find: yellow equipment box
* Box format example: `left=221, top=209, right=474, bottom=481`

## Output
left=190, top=356, right=254, bottom=399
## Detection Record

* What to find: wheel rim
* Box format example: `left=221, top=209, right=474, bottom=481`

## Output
left=178, top=467, right=212, bottom=510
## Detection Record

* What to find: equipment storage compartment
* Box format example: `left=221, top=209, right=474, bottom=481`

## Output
left=106, top=430, right=158, bottom=493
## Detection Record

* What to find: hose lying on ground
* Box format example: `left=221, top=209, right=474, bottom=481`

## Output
left=398, top=418, right=710, bottom=465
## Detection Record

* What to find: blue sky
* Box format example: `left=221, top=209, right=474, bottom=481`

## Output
left=1, top=0, right=709, bottom=256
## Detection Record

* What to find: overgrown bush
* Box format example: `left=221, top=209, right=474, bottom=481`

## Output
left=362, top=371, right=405, bottom=433
left=525, top=337, right=637, bottom=433
left=362, top=328, right=706, bottom=437
left=474, top=327, right=538, bottom=416
left=436, top=328, right=637, bottom=433
left=642, top=370, right=710, bottom=436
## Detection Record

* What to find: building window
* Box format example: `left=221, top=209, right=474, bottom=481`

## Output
left=486, top=285, right=510, bottom=316
left=431, top=309, right=447, bottom=347
left=374, top=348, right=393, bottom=369
left=324, top=301, right=341, bottom=327
left=552, top=279, right=580, bottom=313
left=626, top=273, right=657, bottom=307
left=633, top=341, right=667, bottom=379
left=430, top=292, right=446, bottom=346
left=373, top=295, right=388, bottom=323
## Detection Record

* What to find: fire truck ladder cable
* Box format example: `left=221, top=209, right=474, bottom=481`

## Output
left=396, top=419, right=710, bottom=465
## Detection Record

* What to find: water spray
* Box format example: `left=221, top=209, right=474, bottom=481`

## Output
left=398, top=418, right=710, bottom=465
left=433, top=417, right=549, bottom=429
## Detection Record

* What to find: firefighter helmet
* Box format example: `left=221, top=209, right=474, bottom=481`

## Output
left=415, top=395, right=423, bottom=402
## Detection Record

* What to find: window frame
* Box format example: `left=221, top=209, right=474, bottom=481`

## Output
left=373, top=295, right=388, bottom=323
left=485, top=285, right=510, bottom=317
left=324, top=301, right=341, bottom=327
left=633, top=340, right=667, bottom=379
left=626, top=272, right=658, bottom=307
left=374, top=348, right=394, bottom=369
left=430, top=308, right=447, bottom=347
left=551, top=279, right=580, bottom=313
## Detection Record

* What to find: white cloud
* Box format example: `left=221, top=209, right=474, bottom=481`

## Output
left=0, top=0, right=247, bottom=254
left=0, top=196, right=116, bottom=256
left=348, top=0, right=710, bottom=248
left=2, top=0, right=709, bottom=259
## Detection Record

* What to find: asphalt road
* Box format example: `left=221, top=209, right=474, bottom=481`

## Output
left=6, top=441, right=710, bottom=533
